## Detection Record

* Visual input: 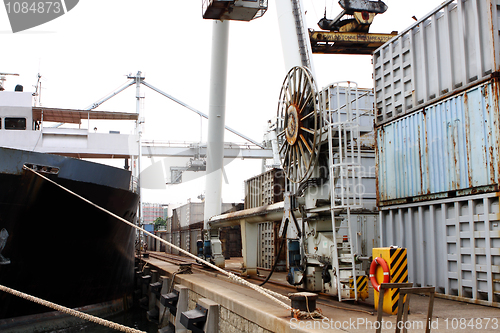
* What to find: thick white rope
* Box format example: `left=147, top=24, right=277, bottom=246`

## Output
left=24, top=166, right=295, bottom=314
left=0, top=284, right=145, bottom=333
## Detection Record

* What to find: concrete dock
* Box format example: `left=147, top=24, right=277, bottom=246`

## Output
left=138, top=253, right=500, bottom=332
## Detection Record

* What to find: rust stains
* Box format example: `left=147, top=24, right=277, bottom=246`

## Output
left=464, top=92, right=473, bottom=188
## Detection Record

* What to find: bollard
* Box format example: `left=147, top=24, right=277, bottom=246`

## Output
left=173, top=285, right=189, bottom=333
left=158, top=277, right=172, bottom=328
left=198, top=298, right=219, bottom=333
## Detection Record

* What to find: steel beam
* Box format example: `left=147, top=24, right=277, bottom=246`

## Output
left=141, top=144, right=272, bottom=159
left=309, top=30, right=397, bottom=55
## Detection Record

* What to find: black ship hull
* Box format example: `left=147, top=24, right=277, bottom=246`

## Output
left=0, top=147, right=139, bottom=322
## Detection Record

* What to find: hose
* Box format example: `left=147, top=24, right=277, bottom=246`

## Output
left=259, top=219, right=288, bottom=286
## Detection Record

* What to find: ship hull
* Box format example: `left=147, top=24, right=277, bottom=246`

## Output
left=0, top=147, right=140, bottom=321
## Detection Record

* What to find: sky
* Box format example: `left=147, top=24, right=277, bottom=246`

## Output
left=0, top=0, right=443, bottom=207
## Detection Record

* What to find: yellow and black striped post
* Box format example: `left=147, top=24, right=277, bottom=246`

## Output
left=349, top=275, right=369, bottom=300
left=372, top=247, right=408, bottom=314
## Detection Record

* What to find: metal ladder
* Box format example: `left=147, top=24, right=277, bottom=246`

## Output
left=290, top=0, right=312, bottom=69
left=323, top=82, right=363, bottom=301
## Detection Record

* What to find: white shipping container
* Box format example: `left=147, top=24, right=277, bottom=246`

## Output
left=174, top=202, right=237, bottom=228
left=374, top=0, right=500, bottom=125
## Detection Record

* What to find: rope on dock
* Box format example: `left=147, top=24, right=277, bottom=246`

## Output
left=0, top=284, right=146, bottom=333
left=24, top=166, right=298, bottom=315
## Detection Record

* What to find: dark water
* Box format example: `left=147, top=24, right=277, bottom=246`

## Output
left=49, top=307, right=159, bottom=333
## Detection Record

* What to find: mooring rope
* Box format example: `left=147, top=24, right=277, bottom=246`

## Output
left=0, top=284, right=145, bottom=333
left=23, top=166, right=297, bottom=315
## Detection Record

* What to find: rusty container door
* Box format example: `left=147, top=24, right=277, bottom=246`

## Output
left=377, top=79, right=500, bottom=205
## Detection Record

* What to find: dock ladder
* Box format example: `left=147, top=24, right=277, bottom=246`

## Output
left=323, top=81, right=363, bottom=302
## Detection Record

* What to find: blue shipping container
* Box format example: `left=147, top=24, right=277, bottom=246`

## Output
left=377, top=79, right=500, bottom=204
left=143, top=224, right=155, bottom=233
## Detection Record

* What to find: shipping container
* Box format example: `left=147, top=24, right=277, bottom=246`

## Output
left=175, top=202, right=204, bottom=229
left=143, top=223, right=154, bottom=233
left=379, top=192, right=500, bottom=307
left=257, top=222, right=286, bottom=271
left=358, top=152, right=377, bottom=210
left=172, top=232, right=180, bottom=255
left=377, top=79, right=500, bottom=205
left=180, top=230, right=190, bottom=254
left=244, top=168, right=285, bottom=209
left=165, top=233, right=172, bottom=254
left=374, top=0, right=500, bottom=126
left=171, top=202, right=238, bottom=231
left=321, top=85, right=374, bottom=134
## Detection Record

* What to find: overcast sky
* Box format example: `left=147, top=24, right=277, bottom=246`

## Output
left=1, top=0, right=442, bottom=206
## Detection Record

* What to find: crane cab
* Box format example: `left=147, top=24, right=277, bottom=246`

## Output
left=202, top=0, right=267, bottom=21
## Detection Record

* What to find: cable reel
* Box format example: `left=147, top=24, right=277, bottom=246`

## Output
left=276, top=66, right=323, bottom=184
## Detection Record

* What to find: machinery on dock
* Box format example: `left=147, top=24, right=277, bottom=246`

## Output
left=274, top=67, right=370, bottom=301
left=202, top=0, right=379, bottom=299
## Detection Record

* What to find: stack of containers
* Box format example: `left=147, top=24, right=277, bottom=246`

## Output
left=244, top=168, right=286, bottom=270
left=374, top=0, right=500, bottom=306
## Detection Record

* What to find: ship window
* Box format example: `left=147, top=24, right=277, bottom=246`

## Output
left=5, top=117, right=26, bottom=130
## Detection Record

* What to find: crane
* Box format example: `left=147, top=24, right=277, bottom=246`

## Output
left=202, top=0, right=380, bottom=300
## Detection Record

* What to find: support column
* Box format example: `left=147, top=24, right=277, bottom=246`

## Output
left=240, top=219, right=259, bottom=276
left=204, top=20, right=230, bottom=268
left=135, top=72, right=144, bottom=235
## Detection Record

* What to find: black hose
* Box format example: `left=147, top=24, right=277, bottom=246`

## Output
left=259, top=219, right=288, bottom=286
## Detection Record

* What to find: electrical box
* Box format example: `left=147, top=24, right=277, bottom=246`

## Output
left=372, top=247, right=408, bottom=314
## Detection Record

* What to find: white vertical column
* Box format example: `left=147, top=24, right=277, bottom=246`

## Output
left=204, top=21, right=230, bottom=230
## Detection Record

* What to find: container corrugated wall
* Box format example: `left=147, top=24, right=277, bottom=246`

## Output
left=377, top=79, right=500, bottom=204
left=174, top=202, right=234, bottom=229
left=380, top=192, right=500, bottom=306
left=321, top=85, right=374, bottom=133
left=374, top=0, right=500, bottom=125
left=244, top=168, right=284, bottom=209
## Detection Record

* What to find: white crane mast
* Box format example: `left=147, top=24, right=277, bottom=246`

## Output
left=275, top=0, right=315, bottom=75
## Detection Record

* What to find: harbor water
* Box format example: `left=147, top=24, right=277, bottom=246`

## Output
left=46, top=307, right=158, bottom=333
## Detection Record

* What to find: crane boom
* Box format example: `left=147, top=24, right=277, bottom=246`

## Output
left=275, top=0, right=315, bottom=76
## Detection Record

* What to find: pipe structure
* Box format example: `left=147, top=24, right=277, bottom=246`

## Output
left=208, top=202, right=286, bottom=228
